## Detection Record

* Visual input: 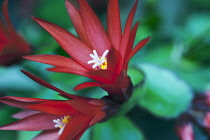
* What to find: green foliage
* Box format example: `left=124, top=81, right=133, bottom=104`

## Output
left=0, top=66, right=40, bottom=96
left=137, top=64, right=193, bottom=117
left=92, top=116, right=145, bottom=140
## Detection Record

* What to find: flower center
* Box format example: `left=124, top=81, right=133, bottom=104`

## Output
left=87, top=50, right=109, bottom=70
left=53, top=116, right=72, bottom=135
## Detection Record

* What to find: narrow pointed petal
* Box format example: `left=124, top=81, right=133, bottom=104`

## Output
left=23, top=54, right=87, bottom=71
left=89, top=111, right=106, bottom=126
left=47, top=67, right=88, bottom=77
left=68, top=100, right=101, bottom=115
left=12, top=110, right=40, bottom=119
left=5, top=96, right=47, bottom=102
left=0, top=113, right=57, bottom=131
left=32, top=129, right=59, bottom=140
left=32, top=17, right=92, bottom=69
left=60, top=114, right=92, bottom=140
left=26, top=101, right=78, bottom=116
left=65, top=0, right=91, bottom=46
left=107, top=48, right=122, bottom=74
left=21, top=70, right=81, bottom=100
left=107, top=0, right=122, bottom=49
left=2, top=0, right=12, bottom=26
left=115, top=70, right=131, bottom=89
left=88, top=99, right=105, bottom=106
left=50, top=67, right=116, bottom=84
left=124, top=21, right=139, bottom=67
left=126, top=37, right=150, bottom=63
left=74, top=82, right=102, bottom=91
left=78, top=0, right=111, bottom=55
left=88, top=70, right=116, bottom=84
left=120, top=0, right=138, bottom=59
left=21, top=70, right=95, bottom=102
left=0, top=96, right=47, bottom=109
left=100, top=84, right=126, bottom=102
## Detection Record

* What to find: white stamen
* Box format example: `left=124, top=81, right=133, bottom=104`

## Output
left=58, top=125, right=66, bottom=135
left=87, top=50, right=109, bottom=69
left=93, top=50, right=99, bottom=59
left=53, top=116, right=71, bottom=135
left=92, top=63, right=99, bottom=69
left=102, top=50, right=109, bottom=58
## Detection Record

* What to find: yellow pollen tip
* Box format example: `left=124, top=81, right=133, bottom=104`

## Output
left=62, top=116, right=71, bottom=124
left=98, top=57, right=107, bottom=70
left=59, top=116, right=71, bottom=128
left=88, top=50, right=109, bottom=70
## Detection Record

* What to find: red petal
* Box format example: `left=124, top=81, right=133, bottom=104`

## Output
left=3, top=96, right=47, bottom=102
left=88, top=99, right=105, bottom=106
left=12, top=110, right=40, bottom=119
left=60, top=114, right=92, bottom=140
left=74, top=82, right=102, bottom=91
left=107, top=0, right=122, bottom=49
left=26, top=101, right=78, bottom=116
left=23, top=54, right=87, bottom=71
left=88, top=70, right=116, bottom=84
left=0, top=113, right=58, bottom=131
left=107, top=48, right=122, bottom=74
left=100, top=84, right=126, bottom=102
left=176, top=123, right=194, bottom=140
left=124, top=21, right=139, bottom=69
left=1, top=0, right=30, bottom=56
left=47, top=67, right=88, bottom=77
left=2, top=0, right=12, bottom=26
left=126, top=37, right=150, bottom=62
left=120, top=0, right=138, bottom=60
left=78, top=0, right=111, bottom=55
left=0, top=29, right=8, bottom=51
left=21, top=70, right=80, bottom=100
left=21, top=70, right=93, bottom=102
left=115, top=70, right=131, bottom=89
left=65, top=0, right=91, bottom=46
left=48, top=67, right=115, bottom=84
left=68, top=100, right=101, bottom=115
left=0, top=96, right=47, bottom=109
left=32, top=17, right=92, bottom=69
left=32, top=129, right=59, bottom=140
left=89, top=111, right=106, bottom=126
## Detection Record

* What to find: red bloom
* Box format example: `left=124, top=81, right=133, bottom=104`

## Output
left=176, top=123, right=194, bottom=140
left=175, top=91, right=210, bottom=140
left=24, top=0, right=149, bottom=101
left=0, top=70, right=111, bottom=140
left=0, top=0, right=31, bottom=65
left=175, top=114, right=194, bottom=140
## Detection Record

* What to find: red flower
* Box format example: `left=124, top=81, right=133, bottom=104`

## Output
left=0, top=70, right=112, bottom=140
left=0, top=0, right=31, bottom=65
left=175, top=113, right=194, bottom=140
left=176, top=122, right=194, bottom=140
left=24, top=0, right=149, bottom=102
left=175, top=91, right=210, bottom=140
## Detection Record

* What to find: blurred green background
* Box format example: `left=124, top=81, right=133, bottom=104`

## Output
left=0, top=0, right=210, bottom=139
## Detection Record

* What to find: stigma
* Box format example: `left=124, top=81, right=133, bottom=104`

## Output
left=87, top=50, right=109, bottom=70
left=53, top=116, right=72, bottom=135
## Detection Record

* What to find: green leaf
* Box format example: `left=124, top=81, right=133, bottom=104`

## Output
left=0, top=66, right=40, bottom=96
left=80, top=128, right=92, bottom=140
left=92, top=116, right=145, bottom=140
left=18, top=131, right=40, bottom=140
left=137, top=64, right=192, bottom=117
left=128, top=68, right=145, bottom=86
